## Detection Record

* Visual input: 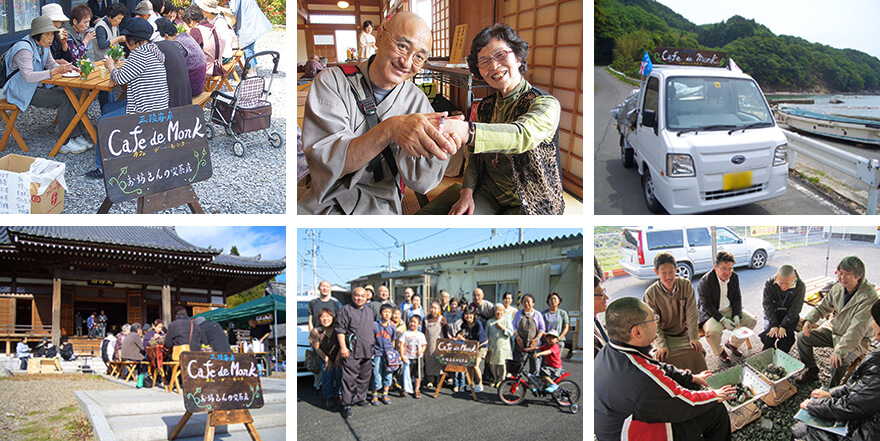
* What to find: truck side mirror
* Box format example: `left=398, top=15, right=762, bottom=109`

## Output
left=642, top=110, right=658, bottom=135
left=642, top=110, right=657, bottom=130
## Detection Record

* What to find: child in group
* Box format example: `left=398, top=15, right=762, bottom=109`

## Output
left=534, top=329, right=564, bottom=393
left=452, top=329, right=468, bottom=392
left=398, top=315, right=427, bottom=398
left=371, top=304, right=397, bottom=405
left=391, top=307, right=406, bottom=335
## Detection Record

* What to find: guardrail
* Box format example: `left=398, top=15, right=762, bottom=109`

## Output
left=783, top=129, right=880, bottom=215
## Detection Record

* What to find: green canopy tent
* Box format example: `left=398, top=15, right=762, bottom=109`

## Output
left=193, top=294, right=286, bottom=372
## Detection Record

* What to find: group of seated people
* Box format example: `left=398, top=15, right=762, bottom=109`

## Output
left=308, top=281, right=570, bottom=419
left=15, top=336, right=78, bottom=370
left=297, top=12, right=566, bottom=215
left=594, top=252, right=880, bottom=441
left=0, top=0, right=255, bottom=175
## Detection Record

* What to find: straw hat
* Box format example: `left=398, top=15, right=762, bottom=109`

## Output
left=41, top=3, right=69, bottom=22
left=30, top=16, right=59, bottom=38
left=195, top=0, right=221, bottom=14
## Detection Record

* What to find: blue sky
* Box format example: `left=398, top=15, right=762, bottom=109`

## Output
left=175, top=226, right=287, bottom=282
left=295, top=228, right=583, bottom=292
left=657, top=0, right=880, bottom=59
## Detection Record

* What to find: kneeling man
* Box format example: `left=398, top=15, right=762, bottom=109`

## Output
left=698, top=251, right=758, bottom=363
left=643, top=252, right=707, bottom=373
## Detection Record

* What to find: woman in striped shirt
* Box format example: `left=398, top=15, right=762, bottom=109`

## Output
left=85, top=17, right=169, bottom=179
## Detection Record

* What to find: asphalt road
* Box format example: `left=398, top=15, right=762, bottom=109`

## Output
left=593, top=66, right=847, bottom=215
left=297, top=359, right=583, bottom=441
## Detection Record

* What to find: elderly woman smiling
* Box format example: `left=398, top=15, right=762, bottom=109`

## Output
left=440, top=24, right=564, bottom=215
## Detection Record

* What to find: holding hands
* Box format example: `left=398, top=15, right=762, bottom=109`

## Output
left=389, top=112, right=463, bottom=160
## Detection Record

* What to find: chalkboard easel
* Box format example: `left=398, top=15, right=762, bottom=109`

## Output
left=97, top=185, right=205, bottom=214
left=169, top=409, right=261, bottom=441
left=432, top=364, right=477, bottom=401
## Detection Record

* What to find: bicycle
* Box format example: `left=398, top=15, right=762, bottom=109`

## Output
left=497, top=351, right=580, bottom=413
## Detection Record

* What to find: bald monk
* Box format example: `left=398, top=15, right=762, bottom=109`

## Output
left=298, top=12, right=464, bottom=215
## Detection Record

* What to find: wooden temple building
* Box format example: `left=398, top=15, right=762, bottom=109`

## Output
left=0, top=226, right=286, bottom=355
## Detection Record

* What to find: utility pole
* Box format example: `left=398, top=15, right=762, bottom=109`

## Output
left=402, top=241, right=406, bottom=261
left=388, top=251, right=392, bottom=272
left=306, top=229, right=319, bottom=295
left=519, top=228, right=524, bottom=243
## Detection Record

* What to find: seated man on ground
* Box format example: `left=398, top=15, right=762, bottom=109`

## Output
left=297, top=12, right=463, bottom=215
left=792, top=299, right=880, bottom=441
left=595, top=297, right=735, bottom=441
left=643, top=252, right=707, bottom=373
left=698, top=251, right=758, bottom=363
left=759, top=264, right=805, bottom=353
left=302, top=54, right=324, bottom=79
left=797, top=256, right=878, bottom=388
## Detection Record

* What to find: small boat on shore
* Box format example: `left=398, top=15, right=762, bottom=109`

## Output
left=776, top=105, right=880, bottom=146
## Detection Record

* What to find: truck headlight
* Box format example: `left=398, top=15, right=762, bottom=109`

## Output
left=774, top=143, right=788, bottom=166
left=667, top=154, right=695, bottom=177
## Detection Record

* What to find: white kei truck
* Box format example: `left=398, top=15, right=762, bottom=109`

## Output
left=613, top=48, right=788, bottom=214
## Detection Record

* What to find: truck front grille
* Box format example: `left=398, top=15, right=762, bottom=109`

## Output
left=702, top=183, right=764, bottom=200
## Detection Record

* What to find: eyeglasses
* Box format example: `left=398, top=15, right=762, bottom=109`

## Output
left=594, top=285, right=607, bottom=298
left=631, top=314, right=660, bottom=330
left=477, top=49, right=513, bottom=68
left=383, top=30, right=428, bottom=67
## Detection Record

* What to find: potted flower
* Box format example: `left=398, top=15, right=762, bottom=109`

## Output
left=108, top=45, right=124, bottom=62
left=77, top=59, right=94, bottom=80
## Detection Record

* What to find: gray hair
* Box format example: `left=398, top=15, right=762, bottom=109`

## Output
left=130, top=323, right=141, bottom=332
left=604, top=297, right=651, bottom=343
left=838, top=256, right=866, bottom=280
left=777, top=264, right=796, bottom=278
left=122, top=323, right=131, bottom=332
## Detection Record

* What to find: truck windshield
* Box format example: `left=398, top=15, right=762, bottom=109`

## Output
left=665, top=77, right=773, bottom=131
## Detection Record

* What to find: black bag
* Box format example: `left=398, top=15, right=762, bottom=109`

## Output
left=0, top=48, right=21, bottom=89
left=305, top=348, right=321, bottom=374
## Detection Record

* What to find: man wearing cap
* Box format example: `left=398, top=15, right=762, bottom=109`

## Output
left=796, top=256, right=879, bottom=387
left=42, top=3, right=73, bottom=63
left=134, top=1, right=161, bottom=41
left=2, top=16, right=90, bottom=153
left=297, top=12, right=460, bottom=215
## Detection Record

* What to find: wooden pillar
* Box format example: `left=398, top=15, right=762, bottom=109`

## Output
left=52, top=277, right=61, bottom=346
left=162, top=277, right=171, bottom=327
left=10, top=297, right=16, bottom=333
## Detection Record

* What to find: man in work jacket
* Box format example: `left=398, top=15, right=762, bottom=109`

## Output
left=595, top=297, right=735, bottom=441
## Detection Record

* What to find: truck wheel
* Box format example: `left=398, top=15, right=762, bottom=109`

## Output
left=620, top=134, right=634, bottom=168
left=750, top=250, right=767, bottom=269
left=642, top=170, right=663, bottom=213
left=676, top=262, right=693, bottom=280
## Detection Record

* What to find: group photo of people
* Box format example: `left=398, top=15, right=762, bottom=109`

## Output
left=296, top=0, right=584, bottom=215
left=595, top=226, right=880, bottom=441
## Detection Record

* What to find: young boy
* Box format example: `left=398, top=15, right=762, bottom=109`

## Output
left=535, top=329, right=564, bottom=393
left=391, top=307, right=406, bottom=335
left=452, top=329, right=468, bottom=392
left=397, top=315, right=427, bottom=398
left=371, top=304, right=397, bottom=405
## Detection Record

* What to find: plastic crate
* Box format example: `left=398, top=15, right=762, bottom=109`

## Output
left=745, top=348, right=805, bottom=406
left=705, top=364, right=772, bottom=412
left=745, top=348, right=805, bottom=384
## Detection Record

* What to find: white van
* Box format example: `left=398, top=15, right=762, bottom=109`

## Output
left=616, top=52, right=788, bottom=214
left=618, top=226, right=775, bottom=280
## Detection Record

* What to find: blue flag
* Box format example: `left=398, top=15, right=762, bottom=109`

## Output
left=639, top=50, right=653, bottom=76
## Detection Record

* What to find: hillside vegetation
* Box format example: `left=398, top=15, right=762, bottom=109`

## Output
left=595, top=0, right=880, bottom=92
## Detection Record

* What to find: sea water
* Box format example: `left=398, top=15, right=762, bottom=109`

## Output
left=768, top=94, right=880, bottom=120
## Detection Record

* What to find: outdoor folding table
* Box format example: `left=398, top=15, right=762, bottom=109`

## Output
left=40, top=69, right=118, bottom=157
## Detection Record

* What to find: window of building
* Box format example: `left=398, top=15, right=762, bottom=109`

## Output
left=310, top=14, right=356, bottom=25
left=13, top=0, right=40, bottom=33
left=431, top=0, right=450, bottom=59
left=477, top=281, right=518, bottom=304
left=502, top=0, right=583, bottom=197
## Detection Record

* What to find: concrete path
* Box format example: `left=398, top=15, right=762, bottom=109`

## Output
left=76, top=377, right=286, bottom=441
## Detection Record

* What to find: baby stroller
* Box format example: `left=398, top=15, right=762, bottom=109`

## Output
left=205, top=51, right=283, bottom=157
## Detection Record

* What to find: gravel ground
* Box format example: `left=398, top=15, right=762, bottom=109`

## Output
left=1, top=27, right=287, bottom=214
left=0, top=373, right=127, bottom=440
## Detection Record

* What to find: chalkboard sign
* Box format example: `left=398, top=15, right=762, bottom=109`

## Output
left=653, top=47, right=728, bottom=68
left=97, top=105, right=212, bottom=203
left=180, top=352, right=264, bottom=413
left=434, top=338, right=478, bottom=367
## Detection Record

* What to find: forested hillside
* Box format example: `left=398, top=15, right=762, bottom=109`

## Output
left=595, top=0, right=880, bottom=92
